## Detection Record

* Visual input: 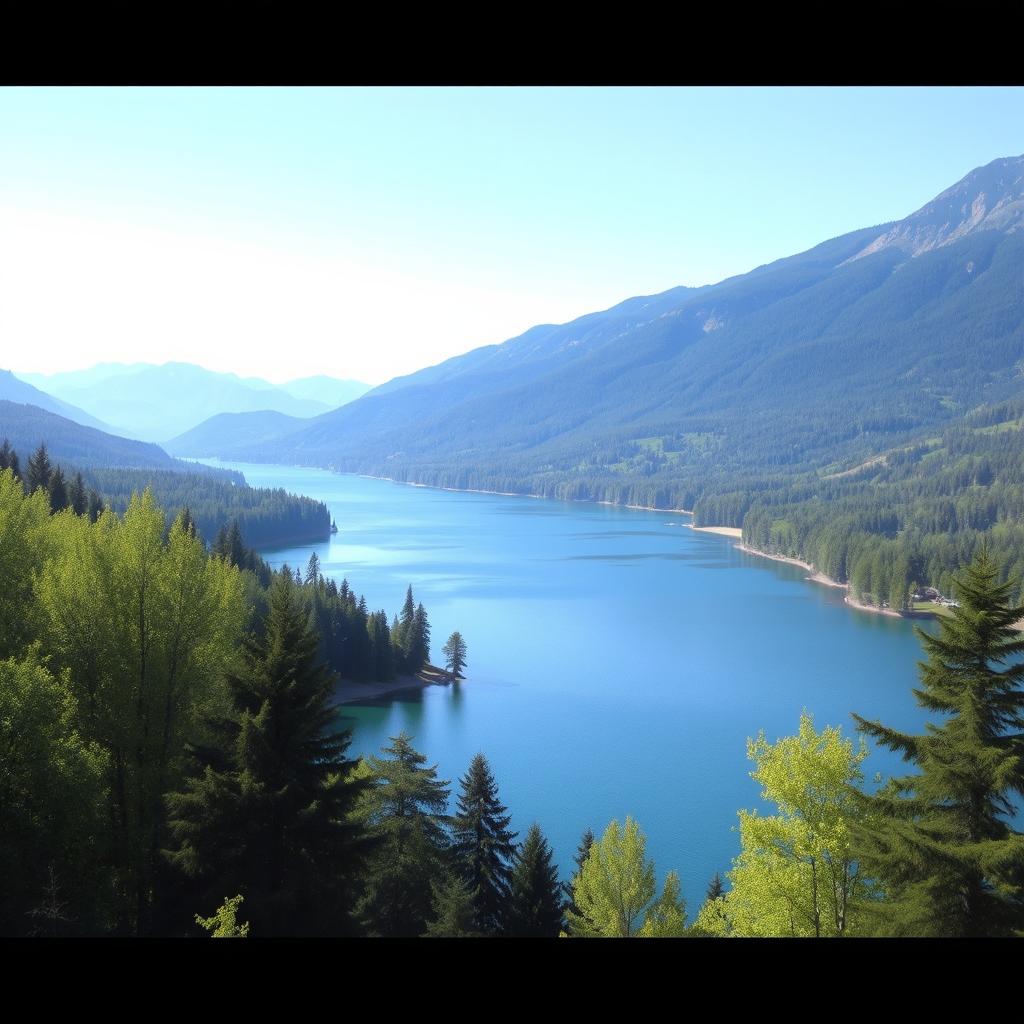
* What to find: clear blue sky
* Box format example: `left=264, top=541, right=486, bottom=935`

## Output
left=1, top=86, right=1021, bottom=384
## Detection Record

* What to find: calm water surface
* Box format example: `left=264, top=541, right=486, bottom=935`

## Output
left=213, top=461, right=933, bottom=905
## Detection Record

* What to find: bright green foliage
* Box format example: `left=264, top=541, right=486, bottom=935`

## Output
left=506, top=823, right=565, bottom=937
left=565, top=817, right=685, bottom=937
left=0, top=469, right=52, bottom=659
left=167, top=571, right=371, bottom=936
left=714, top=713, right=872, bottom=937
left=35, top=489, right=247, bottom=934
left=451, top=753, right=517, bottom=934
left=563, top=826, right=594, bottom=933
left=852, top=549, right=1024, bottom=936
left=356, top=732, right=452, bottom=937
left=442, top=631, right=467, bottom=680
left=424, top=873, right=482, bottom=938
left=195, top=894, right=250, bottom=937
left=0, top=652, right=107, bottom=935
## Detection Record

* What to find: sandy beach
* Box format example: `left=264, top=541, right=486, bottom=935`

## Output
left=690, top=524, right=743, bottom=537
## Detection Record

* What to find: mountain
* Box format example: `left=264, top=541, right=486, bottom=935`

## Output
left=0, top=370, right=116, bottom=433
left=280, top=375, right=371, bottom=408
left=194, top=155, right=1023, bottom=518
left=165, top=410, right=307, bottom=457
left=0, top=400, right=183, bottom=470
left=22, top=362, right=335, bottom=442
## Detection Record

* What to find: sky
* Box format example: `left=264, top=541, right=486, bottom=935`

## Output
left=1, top=86, right=1021, bottom=386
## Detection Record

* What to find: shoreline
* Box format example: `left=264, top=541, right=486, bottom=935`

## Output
left=331, top=664, right=455, bottom=705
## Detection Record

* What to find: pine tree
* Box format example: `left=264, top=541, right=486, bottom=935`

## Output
left=506, top=822, right=564, bottom=937
left=305, top=551, right=321, bottom=588
left=563, top=826, right=594, bottom=932
left=0, top=439, right=18, bottom=480
left=68, top=472, right=87, bottom=517
left=48, top=466, right=69, bottom=513
left=356, top=731, right=452, bottom=937
left=395, top=585, right=415, bottom=670
left=405, top=602, right=430, bottom=673
left=705, top=872, right=725, bottom=903
left=26, top=443, right=52, bottom=494
left=424, top=873, right=482, bottom=938
left=442, top=631, right=468, bottom=680
left=166, top=571, right=372, bottom=936
left=451, top=753, right=517, bottom=934
left=852, top=548, right=1024, bottom=936
left=86, top=489, right=104, bottom=523
left=179, top=506, right=196, bottom=539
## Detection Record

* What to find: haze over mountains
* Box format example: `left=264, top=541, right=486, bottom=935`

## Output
left=171, top=154, right=1024, bottom=514
left=18, top=363, right=370, bottom=442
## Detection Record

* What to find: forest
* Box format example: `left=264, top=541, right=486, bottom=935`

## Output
left=3, top=454, right=1023, bottom=938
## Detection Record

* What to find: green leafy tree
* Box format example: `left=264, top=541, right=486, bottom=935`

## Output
left=563, top=826, right=595, bottom=934
left=0, top=469, right=51, bottom=659
left=356, top=732, right=452, bottom=936
left=852, top=549, right=1024, bottom=936
left=451, top=753, right=517, bottom=934
left=442, top=631, right=468, bottom=680
left=0, top=652, right=107, bottom=935
left=506, top=822, right=564, bottom=937
left=36, top=490, right=246, bottom=934
left=701, top=712, right=873, bottom=937
left=565, top=817, right=686, bottom=937
left=195, top=894, right=250, bottom=937
left=167, top=571, right=371, bottom=936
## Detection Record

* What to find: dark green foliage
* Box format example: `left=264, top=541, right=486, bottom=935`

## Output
left=86, top=488, right=104, bottom=523
left=0, top=438, right=20, bottom=481
left=852, top=549, right=1024, bottom=936
left=68, top=472, right=87, bottom=517
left=442, top=630, right=467, bottom=680
left=424, top=872, right=482, bottom=938
left=563, top=827, right=595, bottom=933
left=166, top=572, right=372, bottom=936
left=410, top=603, right=431, bottom=672
left=48, top=466, right=69, bottom=513
left=0, top=653, right=107, bottom=935
left=356, top=732, right=452, bottom=937
left=26, top=442, right=52, bottom=493
left=451, top=753, right=517, bottom=935
left=506, top=822, right=564, bottom=937
left=706, top=871, right=725, bottom=903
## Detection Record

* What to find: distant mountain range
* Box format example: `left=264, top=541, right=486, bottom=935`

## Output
left=18, top=363, right=370, bottom=442
left=168, top=153, right=1024, bottom=515
left=0, top=400, right=182, bottom=470
left=0, top=370, right=116, bottom=433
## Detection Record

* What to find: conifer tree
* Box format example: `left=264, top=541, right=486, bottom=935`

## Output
left=563, top=826, right=594, bottom=932
left=852, top=548, right=1024, bottom=936
left=68, top=472, right=87, bottom=517
left=48, top=466, right=69, bottom=513
left=451, top=752, right=517, bottom=934
left=424, top=873, right=482, bottom=937
left=395, top=585, right=415, bottom=669
left=356, top=731, right=452, bottom=937
left=305, top=551, right=321, bottom=588
left=86, top=489, right=104, bottom=523
left=506, top=822, right=564, bottom=937
left=706, top=872, right=725, bottom=903
left=0, top=439, right=19, bottom=481
left=166, top=571, right=372, bottom=936
left=442, top=631, right=468, bottom=680
left=179, top=506, right=196, bottom=538
left=26, top=443, right=52, bottom=494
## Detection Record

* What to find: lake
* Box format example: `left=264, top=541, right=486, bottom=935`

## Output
left=211, top=461, right=932, bottom=907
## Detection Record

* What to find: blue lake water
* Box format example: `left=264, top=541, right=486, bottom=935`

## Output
left=211, top=461, right=933, bottom=909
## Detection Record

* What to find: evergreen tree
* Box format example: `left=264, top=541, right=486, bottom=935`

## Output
left=563, top=826, right=594, bottom=932
left=179, top=506, right=197, bottom=539
left=424, top=872, right=482, bottom=937
left=506, top=822, right=564, bottom=937
left=0, top=439, right=20, bottom=481
left=166, top=571, right=372, bottom=936
left=356, top=732, right=452, bottom=937
left=86, top=489, right=104, bottom=523
left=68, top=472, right=87, bottom=517
left=48, top=466, right=69, bottom=513
left=451, top=753, right=517, bottom=934
left=26, top=443, right=52, bottom=494
left=442, top=631, right=468, bottom=680
left=404, top=601, right=430, bottom=673
left=706, top=872, right=725, bottom=903
left=853, top=548, right=1024, bottom=936
left=305, top=551, right=321, bottom=588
